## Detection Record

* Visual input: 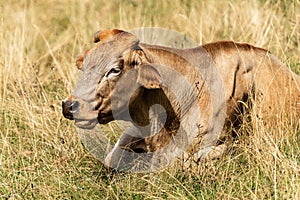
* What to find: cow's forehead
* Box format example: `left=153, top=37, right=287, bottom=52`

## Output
left=83, top=41, right=122, bottom=73
left=82, top=34, right=139, bottom=72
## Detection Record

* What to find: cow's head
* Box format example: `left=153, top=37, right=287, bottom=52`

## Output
left=62, top=29, right=162, bottom=129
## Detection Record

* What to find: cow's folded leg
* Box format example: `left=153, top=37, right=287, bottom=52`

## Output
left=183, top=144, right=228, bottom=168
left=104, top=126, right=148, bottom=170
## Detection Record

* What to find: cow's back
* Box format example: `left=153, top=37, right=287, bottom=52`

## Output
left=202, top=41, right=300, bottom=124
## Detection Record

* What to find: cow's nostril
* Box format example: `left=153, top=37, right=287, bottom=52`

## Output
left=70, top=101, right=80, bottom=113
left=62, top=100, right=80, bottom=120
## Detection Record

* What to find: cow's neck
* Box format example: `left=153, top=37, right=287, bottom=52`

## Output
left=130, top=44, right=213, bottom=151
left=129, top=88, right=179, bottom=128
left=127, top=88, right=181, bottom=152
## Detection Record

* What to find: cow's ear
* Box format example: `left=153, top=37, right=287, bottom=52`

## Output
left=76, top=50, right=89, bottom=70
left=137, top=64, right=162, bottom=89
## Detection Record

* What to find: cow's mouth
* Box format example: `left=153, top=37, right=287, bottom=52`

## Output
left=74, top=119, right=98, bottom=129
left=72, top=111, right=114, bottom=129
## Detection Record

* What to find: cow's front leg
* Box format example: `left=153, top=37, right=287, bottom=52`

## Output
left=104, top=125, right=148, bottom=170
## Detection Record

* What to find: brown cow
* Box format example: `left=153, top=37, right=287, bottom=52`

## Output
left=62, top=29, right=300, bottom=171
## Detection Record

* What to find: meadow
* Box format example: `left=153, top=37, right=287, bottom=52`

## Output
left=0, top=0, right=299, bottom=199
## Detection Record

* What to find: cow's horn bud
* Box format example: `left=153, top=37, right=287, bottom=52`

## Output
left=93, top=29, right=124, bottom=43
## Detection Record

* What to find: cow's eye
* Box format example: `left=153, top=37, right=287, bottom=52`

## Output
left=106, top=66, right=122, bottom=78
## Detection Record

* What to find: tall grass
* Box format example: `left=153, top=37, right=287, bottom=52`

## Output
left=0, top=0, right=299, bottom=199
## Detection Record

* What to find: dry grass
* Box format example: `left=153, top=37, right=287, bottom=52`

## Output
left=0, top=0, right=299, bottom=199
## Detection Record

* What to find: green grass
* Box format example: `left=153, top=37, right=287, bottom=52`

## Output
left=0, top=0, right=299, bottom=199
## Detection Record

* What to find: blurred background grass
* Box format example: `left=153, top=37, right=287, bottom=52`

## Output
left=0, top=0, right=299, bottom=199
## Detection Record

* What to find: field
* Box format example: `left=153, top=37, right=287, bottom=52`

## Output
left=0, top=0, right=299, bottom=199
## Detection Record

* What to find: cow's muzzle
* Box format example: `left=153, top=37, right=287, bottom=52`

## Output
left=62, top=97, right=100, bottom=129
